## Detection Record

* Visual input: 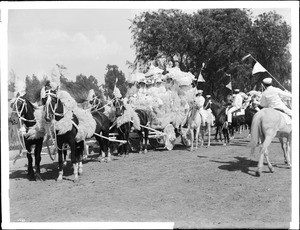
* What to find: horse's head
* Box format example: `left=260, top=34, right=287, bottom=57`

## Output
left=89, top=96, right=103, bottom=111
left=9, top=95, right=35, bottom=125
left=113, top=98, right=125, bottom=117
left=44, top=90, right=60, bottom=122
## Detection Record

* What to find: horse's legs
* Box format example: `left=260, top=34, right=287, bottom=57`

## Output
left=138, top=130, right=144, bottom=154
left=26, top=151, right=35, bottom=180
left=144, top=129, right=149, bottom=154
left=279, top=136, right=292, bottom=168
left=76, top=141, right=84, bottom=175
left=34, top=139, right=43, bottom=181
left=69, top=139, right=79, bottom=183
left=190, top=128, right=194, bottom=151
left=57, top=144, right=64, bottom=182
left=256, top=132, right=276, bottom=176
left=195, top=127, right=200, bottom=150
left=207, top=124, right=211, bottom=147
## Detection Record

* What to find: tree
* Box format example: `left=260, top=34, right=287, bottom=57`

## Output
left=246, top=11, right=291, bottom=90
left=104, top=64, right=127, bottom=98
left=130, top=8, right=291, bottom=99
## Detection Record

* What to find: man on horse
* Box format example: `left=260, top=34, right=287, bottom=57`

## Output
left=226, top=89, right=243, bottom=126
left=193, top=89, right=207, bottom=126
left=259, top=77, right=292, bottom=118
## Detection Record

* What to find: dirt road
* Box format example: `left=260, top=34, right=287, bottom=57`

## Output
left=8, top=131, right=292, bottom=229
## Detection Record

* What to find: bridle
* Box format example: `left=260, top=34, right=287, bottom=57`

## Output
left=45, top=91, right=66, bottom=120
left=10, top=96, right=36, bottom=151
left=11, top=96, right=36, bottom=123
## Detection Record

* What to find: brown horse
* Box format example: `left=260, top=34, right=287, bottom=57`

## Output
left=249, top=108, right=292, bottom=177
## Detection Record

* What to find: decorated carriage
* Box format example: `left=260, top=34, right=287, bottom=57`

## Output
left=125, top=65, right=198, bottom=150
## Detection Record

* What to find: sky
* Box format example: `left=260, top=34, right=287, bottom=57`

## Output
left=2, top=1, right=295, bottom=86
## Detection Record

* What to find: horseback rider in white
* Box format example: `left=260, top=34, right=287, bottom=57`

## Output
left=193, top=89, right=207, bottom=126
left=226, top=89, right=243, bottom=126
left=259, top=77, right=292, bottom=118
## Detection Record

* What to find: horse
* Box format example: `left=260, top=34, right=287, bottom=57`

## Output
left=186, top=105, right=203, bottom=151
left=249, top=108, right=292, bottom=177
left=205, top=98, right=231, bottom=145
left=10, top=94, right=46, bottom=181
left=113, top=98, right=149, bottom=156
left=84, top=95, right=111, bottom=162
left=44, top=91, right=84, bottom=182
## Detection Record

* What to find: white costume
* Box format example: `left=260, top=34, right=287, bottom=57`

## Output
left=260, top=78, right=292, bottom=117
left=227, top=89, right=243, bottom=123
left=193, top=90, right=207, bottom=125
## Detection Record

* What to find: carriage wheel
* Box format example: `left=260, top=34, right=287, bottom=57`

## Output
left=46, top=139, right=57, bottom=161
left=128, top=132, right=140, bottom=152
left=149, top=138, right=161, bottom=149
left=181, top=135, right=191, bottom=147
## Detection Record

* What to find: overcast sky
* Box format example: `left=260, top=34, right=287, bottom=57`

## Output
left=3, top=2, right=296, bottom=86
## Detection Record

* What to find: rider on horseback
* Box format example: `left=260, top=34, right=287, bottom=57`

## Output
left=226, top=89, right=243, bottom=126
left=193, top=89, right=207, bottom=126
left=260, top=77, right=292, bottom=118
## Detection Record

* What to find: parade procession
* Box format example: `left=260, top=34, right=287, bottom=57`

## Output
left=3, top=4, right=298, bottom=229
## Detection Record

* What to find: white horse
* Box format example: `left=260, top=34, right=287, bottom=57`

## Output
left=249, top=108, right=292, bottom=177
left=186, top=106, right=203, bottom=151
left=199, top=109, right=214, bottom=147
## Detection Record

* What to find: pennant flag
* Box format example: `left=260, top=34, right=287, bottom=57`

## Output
left=226, top=82, right=232, bottom=90
left=241, top=54, right=251, bottom=61
left=197, top=72, right=205, bottom=82
left=252, top=62, right=267, bottom=75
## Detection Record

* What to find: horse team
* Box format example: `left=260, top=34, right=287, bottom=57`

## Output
left=9, top=89, right=292, bottom=182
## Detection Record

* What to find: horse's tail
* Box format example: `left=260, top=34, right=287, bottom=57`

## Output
left=249, top=110, right=263, bottom=155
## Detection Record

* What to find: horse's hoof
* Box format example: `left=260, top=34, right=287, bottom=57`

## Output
left=144, top=149, right=148, bottom=154
left=57, top=177, right=63, bottom=182
left=269, top=167, right=274, bottom=173
left=74, top=177, right=79, bottom=183
left=106, top=157, right=111, bottom=162
left=78, top=168, right=83, bottom=175
left=255, top=171, right=261, bottom=177
left=35, top=173, right=43, bottom=181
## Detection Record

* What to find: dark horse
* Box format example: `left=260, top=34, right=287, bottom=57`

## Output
left=10, top=94, right=44, bottom=181
left=204, top=98, right=231, bottom=145
left=205, top=98, right=257, bottom=145
left=113, top=98, right=150, bottom=156
left=44, top=91, right=84, bottom=182
left=45, top=91, right=111, bottom=181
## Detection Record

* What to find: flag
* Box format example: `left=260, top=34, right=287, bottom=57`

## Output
left=241, top=54, right=251, bottom=61
left=252, top=62, right=267, bottom=75
left=226, top=82, right=232, bottom=90
left=197, top=72, right=205, bottom=82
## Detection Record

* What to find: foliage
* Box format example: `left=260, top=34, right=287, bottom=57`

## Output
left=104, top=64, right=127, bottom=99
left=130, top=8, right=291, bottom=100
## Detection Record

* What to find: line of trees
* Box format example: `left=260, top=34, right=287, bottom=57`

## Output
left=129, top=8, right=291, bottom=99
left=9, top=8, right=291, bottom=103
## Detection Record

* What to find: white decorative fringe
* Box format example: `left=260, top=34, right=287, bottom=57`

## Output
left=116, top=103, right=141, bottom=130
left=54, top=90, right=96, bottom=142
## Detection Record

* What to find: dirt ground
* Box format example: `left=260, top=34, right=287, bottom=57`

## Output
left=8, top=130, right=292, bottom=229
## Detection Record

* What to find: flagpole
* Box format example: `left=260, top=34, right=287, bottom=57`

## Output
left=248, top=55, right=287, bottom=90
